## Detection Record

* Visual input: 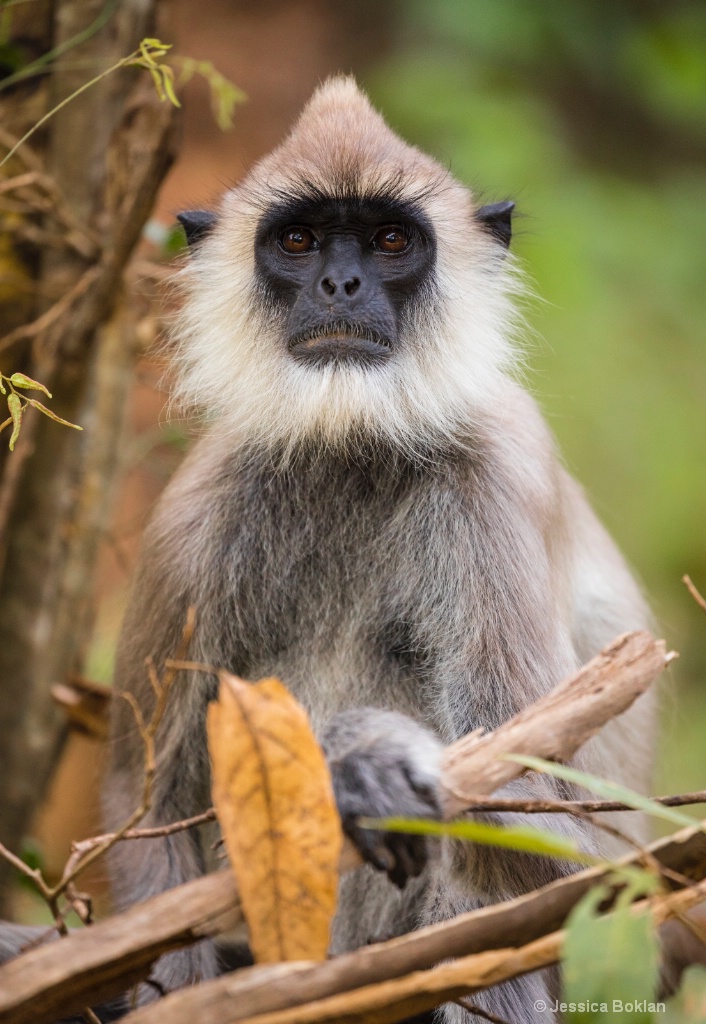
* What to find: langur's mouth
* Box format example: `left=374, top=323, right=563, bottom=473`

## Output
left=288, top=327, right=392, bottom=365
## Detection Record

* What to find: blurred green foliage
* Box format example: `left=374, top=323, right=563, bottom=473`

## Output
left=563, top=871, right=660, bottom=1024
left=365, top=0, right=706, bottom=793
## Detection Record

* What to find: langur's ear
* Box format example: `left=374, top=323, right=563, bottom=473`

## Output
left=475, top=200, right=515, bottom=249
left=177, top=210, right=218, bottom=249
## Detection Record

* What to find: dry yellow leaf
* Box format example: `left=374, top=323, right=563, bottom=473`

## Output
left=207, top=673, right=343, bottom=963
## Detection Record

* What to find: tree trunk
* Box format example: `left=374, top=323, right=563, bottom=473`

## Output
left=0, top=0, right=179, bottom=905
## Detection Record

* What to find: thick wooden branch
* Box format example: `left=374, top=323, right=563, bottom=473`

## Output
left=109, top=824, right=706, bottom=1024
left=0, top=632, right=675, bottom=1023
left=158, top=884, right=706, bottom=1024
left=4, top=820, right=704, bottom=1024
left=156, top=934, right=566, bottom=1024
left=441, top=630, right=669, bottom=815
left=0, top=872, right=243, bottom=1023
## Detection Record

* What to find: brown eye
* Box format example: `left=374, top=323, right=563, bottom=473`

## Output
left=280, top=226, right=316, bottom=254
left=373, top=225, right=409, bottom=254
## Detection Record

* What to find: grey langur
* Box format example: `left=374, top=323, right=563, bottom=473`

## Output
left=8, top=77, right=659, bottom=1024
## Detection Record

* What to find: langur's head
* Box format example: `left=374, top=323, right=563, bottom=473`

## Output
left=173, top=76, right=523, bottom=458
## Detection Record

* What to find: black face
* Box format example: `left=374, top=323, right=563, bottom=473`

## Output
left=254, top=195, right=436, bottom=366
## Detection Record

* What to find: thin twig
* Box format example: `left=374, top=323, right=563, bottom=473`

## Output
left=145, top=658, right=162, bottom=700
left=0, top=0, right=120, bottom=95
left=0, top=611, right=201, bottom=932
left=8, top=902, right=79, bottom=956
left=683, top=575, right=706, bottom=618
left=570, top=807, right=647, bottom=859
left=163, top=658, right=218, bottom=675
left=569, top=809, right=703, bottom=905
left=458, top=789, right=706, bottom=815
left=0, top=170, right=99, bottom=256
left=65, top=882, right=93, bottom=926
left=54, top=617, right=195, bottom=897
left=454, top=998, right=514, bottom=1024
left=0, top=841, right=51, bottom=899
left=46, top=786, right=706, bottom=879
left=0, top=43, right=151, bottom=168
left=71, top=809, right=217, bottom=855
left=0, top=171, right=44, bottom=195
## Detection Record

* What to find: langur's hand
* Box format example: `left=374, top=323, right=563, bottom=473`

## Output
left=321, top=709, right=443, bottom=888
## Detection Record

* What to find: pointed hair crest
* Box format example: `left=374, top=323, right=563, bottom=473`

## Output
left=243, top=75, right=449, bottom=206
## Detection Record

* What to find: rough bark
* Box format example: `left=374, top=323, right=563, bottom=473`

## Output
left=134, top=886, right=706, bottom=1024
left=440, top=630, right=669, bottom=817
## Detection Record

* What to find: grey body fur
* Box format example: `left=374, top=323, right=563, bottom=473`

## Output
left=106, top=386, right=653, bottom=1021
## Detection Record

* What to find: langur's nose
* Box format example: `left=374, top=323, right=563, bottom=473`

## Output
left=317, top=275, right=361, bottom=300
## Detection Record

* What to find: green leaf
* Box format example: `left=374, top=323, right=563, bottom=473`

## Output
left=9, top=373, right=52, bottom=397
left=505, top=754, right=699, bottom=830
left=0, top=376, right=6, bottom=394
left=133, top=44, right=181, bottom=109
left=140, top=38, right=172, bottom=58
left=147, top=64, right=166, bottom=102
left=7, top=392, right=22, bottom=450
left=27, top=399, right=82, bottom=431
left=160, top=66, right=180, bottom=108
left=357, top=815, right=597, bottom=864
left=562, top=875, right=660, bottom=1024
left=664, top=965, right=706, bottom=1023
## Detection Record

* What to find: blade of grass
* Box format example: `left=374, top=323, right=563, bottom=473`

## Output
left=358, top=815, right=598, bottom=865
left=505, top=754, right=699, bottom=830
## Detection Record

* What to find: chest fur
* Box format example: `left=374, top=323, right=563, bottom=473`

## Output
left=202, top=453, right=474, bottom=690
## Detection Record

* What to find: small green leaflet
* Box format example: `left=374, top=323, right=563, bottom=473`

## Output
left=131, top=38, right=180, bottom=108
left=7, top=392, right=22, bottom=450
left=505, top=754, right=699, bottom=830
left=357, top=816, right=597, bottom=864
left=9, top=373, right=52, bottom=397
left=27, top=399, right=82, bottom=431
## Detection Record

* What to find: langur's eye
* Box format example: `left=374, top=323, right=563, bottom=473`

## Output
left=372, top=225, right=410, bottom=254
left=279, top=226, right=317, bottom=254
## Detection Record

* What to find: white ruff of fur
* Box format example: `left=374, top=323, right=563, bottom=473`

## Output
left=172, top=233, right=525, bottom=457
